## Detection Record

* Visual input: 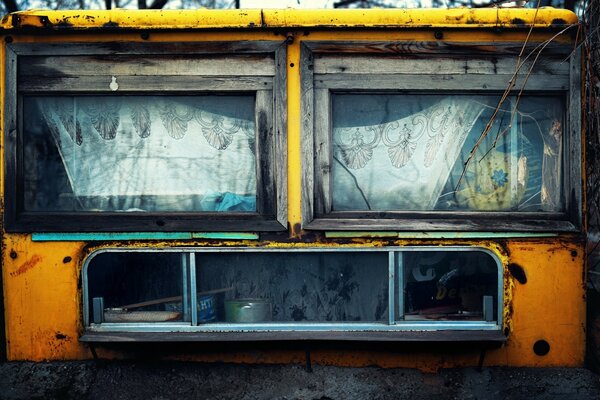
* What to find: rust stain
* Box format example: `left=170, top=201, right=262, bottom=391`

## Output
left=10, top=254, right=43, bottom=277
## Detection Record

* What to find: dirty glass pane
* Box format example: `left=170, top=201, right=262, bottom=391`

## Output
left=332, top=94, right=563, bottom=212
left=195, top=252, right=389, bottom=323
left=87, top=253, right=189, bottom=323
left=402, top=251, right=498, bottom=321
left=23, top=95, right=256, bottom=212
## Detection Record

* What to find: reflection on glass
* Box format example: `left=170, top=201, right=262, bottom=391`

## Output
left=23, top=95, right=257, bottom=212
left=196, top=252, right=389, bottom=323
left=332, top=94, right=563, bottom=212
left=87, top=252, right=187, bottom=323
left=403, top=251, right=498, bottom=321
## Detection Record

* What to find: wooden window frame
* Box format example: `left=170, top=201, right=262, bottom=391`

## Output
left=4, top=41, right=287, bottom=232
left=300, top=41, right=582, bottom=232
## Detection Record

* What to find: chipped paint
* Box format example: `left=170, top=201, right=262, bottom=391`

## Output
left=0, top=8, right=578, bottom=31
left=9, top=254, right=42, bottom=277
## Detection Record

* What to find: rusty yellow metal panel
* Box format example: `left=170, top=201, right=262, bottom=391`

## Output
left=2, top=235, right=88, bottom=360
left=2, top=238, right=585, bottom=366
left=487, top=240, right=586, bottom=367
left=1, top=9, right=264, bottom=30
left=263, top=8, right=578, bottom=29
left=0, top=8, right=577, bottom=31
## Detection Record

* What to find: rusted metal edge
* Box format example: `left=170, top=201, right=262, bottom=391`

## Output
left=80, top=329, right=508, bottom=342
left=0, top=9, right=579, bottom=32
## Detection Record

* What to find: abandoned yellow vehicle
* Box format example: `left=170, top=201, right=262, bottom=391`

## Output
left=0, top=7, right=584, bottom=370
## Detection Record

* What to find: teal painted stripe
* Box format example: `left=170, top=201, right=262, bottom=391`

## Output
left=32, top=232, right=258, bottom=242
left=191, top=232, right=259, bottom=240
left=325, top=232, right=559, bottom=239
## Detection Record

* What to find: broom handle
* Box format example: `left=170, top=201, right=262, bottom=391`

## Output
left=120, top=287, right=234, bottom=310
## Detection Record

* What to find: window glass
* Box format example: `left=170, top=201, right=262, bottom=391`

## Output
left=332, top=94, right=563, bottom=212
left=196, top=252, right=388, bottom=323
left=23, top=95, right=256, bottom=212
left=402, top=251, right=498, bottom=321
left=87, top=252, right=188, bottom=323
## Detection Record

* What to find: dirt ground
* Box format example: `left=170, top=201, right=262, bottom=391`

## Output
left=1, top=362, right=600, bottom=400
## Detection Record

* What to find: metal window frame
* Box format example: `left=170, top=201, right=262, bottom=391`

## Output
left=3, top=41, right=288, bottom=232
left=82, top=246, right=504, bottom=334
left=299, top=40, right=582, bottom=232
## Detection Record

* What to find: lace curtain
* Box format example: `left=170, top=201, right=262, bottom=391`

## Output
left=25, top=96, right=257, bottom=212
left=332, top=95, right=563, bottom=212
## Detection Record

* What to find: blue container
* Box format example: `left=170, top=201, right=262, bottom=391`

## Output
left=197, top=294, right=216, bottom=323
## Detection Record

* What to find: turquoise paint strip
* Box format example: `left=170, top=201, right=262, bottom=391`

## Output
left=32, top=232, right=192, bottom=241
left=191, top=232, right=258, bottom=240
left=325, top=232, right=559, bottom=239
left=32, top=232, right=258, bottom=241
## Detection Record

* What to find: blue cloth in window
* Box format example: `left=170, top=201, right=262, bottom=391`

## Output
left=216, top=192, right=256, bottom=212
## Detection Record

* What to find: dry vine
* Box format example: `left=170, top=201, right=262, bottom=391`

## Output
left=583, top=0, right=600, bottom=279
left=455, top=3, right=577, bottom=192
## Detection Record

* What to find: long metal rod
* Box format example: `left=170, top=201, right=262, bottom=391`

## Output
left=388, top=251, right=395, bottom=325
left=182, top=253, right=189, bottom=322
left=397, top=251, right=404, bottom=321
left=84, top=246, right=504, bottom=256
left=189, top=253, right=198, bottom=326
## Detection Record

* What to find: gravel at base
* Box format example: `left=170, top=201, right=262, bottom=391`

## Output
left=1, top=362, right=600, bottom=400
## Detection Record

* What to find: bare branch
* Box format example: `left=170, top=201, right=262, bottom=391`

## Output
left=149, top=0, right=168, bottom=8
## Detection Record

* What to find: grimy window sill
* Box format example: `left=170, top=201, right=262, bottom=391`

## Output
left=80, top=330, right=507, bottom=343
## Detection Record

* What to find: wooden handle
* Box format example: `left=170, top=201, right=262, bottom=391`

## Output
left=119, top=287, right=234, bottom=310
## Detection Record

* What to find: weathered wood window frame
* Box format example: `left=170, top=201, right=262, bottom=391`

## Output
left=300, top=41, right=582, bottom=232
left=4, top=41, right=287, bottom=232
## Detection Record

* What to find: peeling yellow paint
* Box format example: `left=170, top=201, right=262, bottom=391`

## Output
left=0, top=8, right=578, bottom=31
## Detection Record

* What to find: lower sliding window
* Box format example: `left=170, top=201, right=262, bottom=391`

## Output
left=84, top=248, right=502, bottom=332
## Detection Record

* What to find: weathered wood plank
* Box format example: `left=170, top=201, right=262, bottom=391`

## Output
left=305, top=217, right=578, bottom=232
left=568, top=48, right=583, bottom=229
left=19, top=55, right=275, bottom=77
left=4, top=45, right=18, bottom=230
left=314, top=73, right=568, bottom=91
left=18, top=76, right=273, bottom=92
left=314, top=54, right=568, bottom=76
left=274, top=46, right=288, bottom=227
left=300, top=43, right=315, bottom=227
left=10, top=41, right=283, bottom=56
left=313, top=88, right=332, bottom=215
left=80, top=329, right=507, bottom=342
left=255, top=90, right=275, bottom=216
left=6, top=213, right=287, bottom=233
left=303, top=40, right=574, bottom=56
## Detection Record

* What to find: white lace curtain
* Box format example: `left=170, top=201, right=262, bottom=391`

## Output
left=332, top=96, right=485, bottom=210
left=34, top=96, right=257, bottom=212
left=332, top=95, right=563, bottom=212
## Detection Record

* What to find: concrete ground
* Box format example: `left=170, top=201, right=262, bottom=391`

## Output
left=1, top=362, right=600, bottom=400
